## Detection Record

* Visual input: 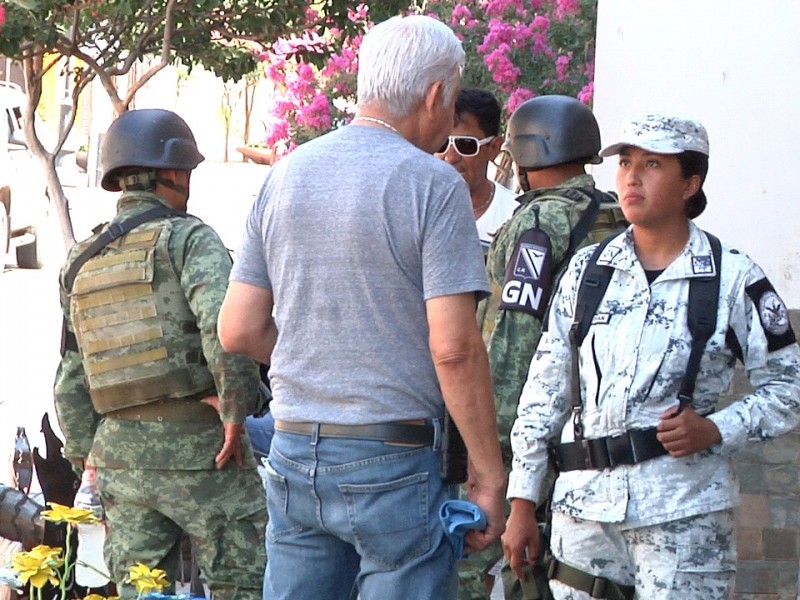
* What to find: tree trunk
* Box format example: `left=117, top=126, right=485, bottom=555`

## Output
left=37, top=153, right=76, bottom=250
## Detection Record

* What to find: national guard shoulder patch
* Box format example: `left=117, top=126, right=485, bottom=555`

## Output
left=691, top=254, right=714, bottom=275
left=746, top=278, right=796, bottom=351
left=499, top=226, right=554, bottom=319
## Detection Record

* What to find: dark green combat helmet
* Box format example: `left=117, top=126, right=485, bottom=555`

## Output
left=100, top=109, right=205, bottom=191
left=503, top=95, right=602, bottom=169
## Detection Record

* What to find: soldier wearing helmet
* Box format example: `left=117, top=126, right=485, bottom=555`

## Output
left=475, top=96, right=626, bottom=597
left=54, top=109, right=267, bottom=599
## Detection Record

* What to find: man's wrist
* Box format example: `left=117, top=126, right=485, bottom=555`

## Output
left=510, top=497, right=537, bottom=513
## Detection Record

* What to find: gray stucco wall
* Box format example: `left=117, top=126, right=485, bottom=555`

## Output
left=727, top=311, right=800, bottom=600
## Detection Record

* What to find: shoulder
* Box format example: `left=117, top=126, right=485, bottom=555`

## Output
left=697, top=229, right=763, bottom=285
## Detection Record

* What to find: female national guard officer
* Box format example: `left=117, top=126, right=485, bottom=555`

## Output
left=502, top=114, right=800, bottom=599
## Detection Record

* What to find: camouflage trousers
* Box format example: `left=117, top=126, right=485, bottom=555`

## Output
left=548, top=509, right=736, bottom=599
left=457, top=539, right=505, bottom=600
left=97, top=466, right=267, bottom=600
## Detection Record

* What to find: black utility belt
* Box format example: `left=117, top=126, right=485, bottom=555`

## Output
left=551, top=426, right=667, bottom=472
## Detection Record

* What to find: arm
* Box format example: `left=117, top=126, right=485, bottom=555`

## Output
left=178, top=224, right=261, bottom=467
left=706, top=271, right=800, bottom=451
left=426, top=292, right=506, bottom=552
left=503, top=251, right=584, bottom=576
left=480, top=201, right=573, bottom=467
left=218, top=281, right=277, bottom=364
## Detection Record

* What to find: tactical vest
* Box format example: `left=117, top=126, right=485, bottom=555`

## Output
left=484, top=186, right=628, bottom=326
left=532, top=187, right=627, bottom=273
left=69, top=218, right=215, bottom=414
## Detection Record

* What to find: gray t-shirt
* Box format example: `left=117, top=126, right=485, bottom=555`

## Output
left=231, top=124, right=490, bottom=424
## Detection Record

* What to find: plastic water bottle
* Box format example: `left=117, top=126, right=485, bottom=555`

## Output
left=74, top=469, right=110, bottom=588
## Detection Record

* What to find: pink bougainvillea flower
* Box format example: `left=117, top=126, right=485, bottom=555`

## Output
left=507, top=87, right=536, bottom=114
left=555, top=53, right=572, bottom=81
left=484, top=45, right=521, bottom=90
left=450, top=3, right=479, bottom=28
left=577, top=81, right=594, bottom=104
left=347, top=3, right=369, bottom=23
left=555, top=0, right=580, bottom=19
left=484, top=0, right=525, bottom=18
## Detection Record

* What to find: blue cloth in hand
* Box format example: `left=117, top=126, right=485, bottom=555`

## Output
left=439, top=499, right=487, bottom=560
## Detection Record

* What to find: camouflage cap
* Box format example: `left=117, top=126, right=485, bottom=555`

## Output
left=600, top=114, right=709, bottom=157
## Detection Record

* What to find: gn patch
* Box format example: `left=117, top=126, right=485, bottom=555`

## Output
left=746, top=278, right=796, bottom=351
left=499, top=227, right=553, bottom=319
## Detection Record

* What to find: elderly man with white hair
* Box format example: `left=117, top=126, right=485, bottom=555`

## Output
left=218, top=14, right=506, bottom=600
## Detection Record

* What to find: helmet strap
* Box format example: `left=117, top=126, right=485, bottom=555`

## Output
left=155, top=176, right=189, bottom=197
left=517, top=166, right=531, bottom=193
left=120, top=170, right=157, bottom=192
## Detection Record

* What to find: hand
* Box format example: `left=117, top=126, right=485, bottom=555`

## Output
left=502, top=499, right=541, bottom=581
left=201, top=394, right=221, bottom=413
left=463, top=467, right=506, bottom=554
left=215, top=422, right=245, bottom=469
left=201, top=395, right=244, bottom=469
left=656, top=404, right=722, bottom=457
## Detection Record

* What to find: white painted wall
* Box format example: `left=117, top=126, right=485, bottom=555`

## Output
left=83, top=62, right=274, bottom=185
left=593, top=0, right=800, bottom=307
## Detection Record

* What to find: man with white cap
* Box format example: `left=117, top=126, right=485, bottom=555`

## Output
left=502, top=113, right=800, bottom=599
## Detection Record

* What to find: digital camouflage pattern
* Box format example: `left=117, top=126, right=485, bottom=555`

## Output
left=508, top=222, right=800, bottom=526
left=53, top=191, right=266, bottom=597
left=69, top=218, right=216, bottom=414
left=466, top=174, right=620, bottom=600
left=548, top=510, right=736, bottom=599
left=98, top=467, right=267, bottom=600
left=600, top=113, right=709, bottom=158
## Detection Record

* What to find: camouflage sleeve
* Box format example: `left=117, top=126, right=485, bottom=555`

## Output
left=708, top=259, right=800, bottom=451
left=53, top=262, right=101, bottom=468
left=173, top=220, right=260, bottom=424
left=479, top=200, right=572, bottom=468
left=506, top=250, right=589, bottom=503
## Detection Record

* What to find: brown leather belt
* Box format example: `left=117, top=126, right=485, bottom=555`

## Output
left=104, top=398, right=220, bottom=423
left=274, top=419, right=434, bottom=445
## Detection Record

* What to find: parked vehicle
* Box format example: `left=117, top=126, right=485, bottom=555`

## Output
left=0, top=81, right=48, bottom=269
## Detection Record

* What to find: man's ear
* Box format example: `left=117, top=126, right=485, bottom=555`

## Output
left=488, top=135, right=503, bottom=161
left=424, top=80, right=445, bottom=117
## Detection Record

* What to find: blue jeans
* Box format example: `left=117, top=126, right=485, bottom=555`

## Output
left=263, top=422, right=457, bottom=600
left=244, top=412, right=275, bottom=459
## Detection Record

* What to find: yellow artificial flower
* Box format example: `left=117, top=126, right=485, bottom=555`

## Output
left=11, top=545, right=64, bottom=589
left=41, top=502, right=100, bottom=525
left=125, top=563, right=169, bottom=595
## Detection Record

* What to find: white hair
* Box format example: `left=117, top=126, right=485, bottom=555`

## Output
left=357, top=15, right=465, bottom=118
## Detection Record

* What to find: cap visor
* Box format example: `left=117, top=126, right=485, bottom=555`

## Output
left=600, top=142, right=684, bottom=157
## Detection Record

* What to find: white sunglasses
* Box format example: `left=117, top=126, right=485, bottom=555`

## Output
left=437, top=135, right=495, bottom=157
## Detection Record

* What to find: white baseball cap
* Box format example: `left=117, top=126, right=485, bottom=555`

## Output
left=600, top=114, right=709, bottom=157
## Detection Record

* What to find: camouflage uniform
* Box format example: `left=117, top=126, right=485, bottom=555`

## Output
left=463, top=174, right=608, bottom=600
left=54, top=191, right=267, bottom=600
left=508, top=223, right=800, bottom=598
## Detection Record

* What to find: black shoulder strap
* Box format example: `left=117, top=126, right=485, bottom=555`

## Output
left=571, top=232, right=621, bottom=347
left=678, top=232, right=722, bottom=407
left=565, top=188, right=604, bottom=260
left=570, top=230, right=722, bottom=411
left=64, top=205, right=180, bottom=292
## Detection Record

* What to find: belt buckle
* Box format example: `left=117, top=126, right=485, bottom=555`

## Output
left=605, top=432, right=631, bottom=468
left=584, top=438, right=611, bottom=470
